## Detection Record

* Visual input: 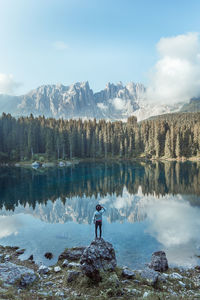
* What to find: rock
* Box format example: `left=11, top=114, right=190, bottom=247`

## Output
left=158, top=273, right=168, bottom=282
left=28, top=254, right=34, bottom=261
left=59, top=247, right=86, bottom=261
left=122, top=268, right=135, bottom=279
left=140, top=267, right=159, bottom=286
left=32, top=161, right=40, bottom=169
left=20, top=273, right=37, bottom=287
left=67, top=271, right=81, bottom=283
left=54, top=266, right=61, bottom=273
left=38, top=265, right=49, bottom=274
left=129, top=288, right=140, bottom=295
left=0, top=262, right=36, bottom=285
left=0, top=254, right=3, bottom=262
left=121, top=279, right=129, bottom=284
left=68, top=262, right=81, bottom=268
left=62, top=259, right=69, bottom=267
left=16, top=249, right=25, bottom=255
left=149, top=251, right=168, bottom=272
left=5, top=254, right=11, bottom=261
left=179, top=281, right=186, bottom=287
left=108, top=273, right=120, bottom=287
left=55, top=291, right=64, bottom=297
left=44, top=281, right=53, bottom=286
left=44, top=252, right=53, bottom=260
left=169, top=272, right=183, bottom=280
left=143, top=291, right=150, bottom=298
left=80, top=238, right=117, bottom=282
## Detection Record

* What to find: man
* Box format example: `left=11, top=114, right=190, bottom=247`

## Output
left=92, top=204, right=106, bottom=239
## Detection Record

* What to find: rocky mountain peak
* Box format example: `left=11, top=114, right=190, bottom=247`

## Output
left=0, top=80, right=188, bottom=121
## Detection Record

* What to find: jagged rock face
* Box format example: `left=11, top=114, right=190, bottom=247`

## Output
left=80, top=238, right=117, bottom=282
left=149, top=251, right=168, bottom=272
left=18, top=82, right=96, bottom=118
left=0, top=262, right=36, bottom=286
left=0, top=81, right=189, bottom=120
left=0, top=81, right=146, bottom=120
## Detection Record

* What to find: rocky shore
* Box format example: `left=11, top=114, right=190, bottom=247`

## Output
left=1, top=240, right=200, bottom=299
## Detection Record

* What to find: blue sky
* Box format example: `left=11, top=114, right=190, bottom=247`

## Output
left=0, top=0, right=200, bottom=94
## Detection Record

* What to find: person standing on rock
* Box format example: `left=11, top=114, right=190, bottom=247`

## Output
left=93, top=204, right=106, bottom=239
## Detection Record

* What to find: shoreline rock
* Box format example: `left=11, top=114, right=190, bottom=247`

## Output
left=1, top=244, right=200, bottom=299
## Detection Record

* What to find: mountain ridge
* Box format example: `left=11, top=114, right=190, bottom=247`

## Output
left=0, top=81, right=194, bottom=121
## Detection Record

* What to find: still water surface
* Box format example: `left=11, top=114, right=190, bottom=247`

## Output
left=0, top=161, right=200, bottom=269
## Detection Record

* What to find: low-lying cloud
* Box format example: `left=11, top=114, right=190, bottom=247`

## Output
left=147, top=32, right=200, bottom=104
left=0, top=73, right=21, bottom=95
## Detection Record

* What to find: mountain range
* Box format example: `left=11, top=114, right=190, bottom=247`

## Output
left=0, top=81, right=197, bottom=121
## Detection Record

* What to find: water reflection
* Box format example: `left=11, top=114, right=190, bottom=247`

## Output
left=0, top=161, right=200, bottom=211
left=0, top=161, right=200, bottom=268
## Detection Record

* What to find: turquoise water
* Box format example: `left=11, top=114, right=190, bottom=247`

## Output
left=0, top=161, right=200, bottom=269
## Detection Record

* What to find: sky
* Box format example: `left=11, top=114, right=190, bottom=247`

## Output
left=0, top=0, right=200, bottom=97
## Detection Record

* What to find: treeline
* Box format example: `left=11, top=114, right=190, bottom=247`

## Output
left=0, top=112, right=200, bottom=162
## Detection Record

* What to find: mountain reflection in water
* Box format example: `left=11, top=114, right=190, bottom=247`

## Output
left=0, top=161, right=200, bottom=268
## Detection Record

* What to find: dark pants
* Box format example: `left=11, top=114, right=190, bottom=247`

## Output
left=95, top=221, right=102, bottom=238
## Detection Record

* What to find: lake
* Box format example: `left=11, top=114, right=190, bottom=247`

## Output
left=0, top=161, right=200, bottom=269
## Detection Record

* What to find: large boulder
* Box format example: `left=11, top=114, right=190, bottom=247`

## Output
left=149, top=251, right=168, bottom=272
left=80, top=238, right=117, bottom=282
left=0, top=262, right=36, bottom=286
left=58, top=247, right=86, bottom=261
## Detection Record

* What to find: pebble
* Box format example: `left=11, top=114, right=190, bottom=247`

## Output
left=54, top=266, right=61, bottom=272
left=38, top=265, right=49, bottom=274
left=143, top=291, right=150, bottom=298
left=44, top=281, right=54, bottom=286
left=68, top=262, right=80, bottom=268
left=169, top=272, right=183, bottom=280
left=55, top=291, right=64, bottom=297
left=62, top=259, right=69, bottom=267
left=129, top=288, right=139, bottom=295
left=179, top=281, right=186, bottom=287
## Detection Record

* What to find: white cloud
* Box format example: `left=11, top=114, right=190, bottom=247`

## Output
left=97, top=102, right=108, bottom=110
left=145, top=196, right=200, bottom=247
left=147, top=32, right=200, bottom=104
left=0, top=216, right=21, bottom=238
left=53, top=41, right=69, bottom=50
left=0, top=73, right=21, bottom=95
left=111, top=98, right=125, bottom=110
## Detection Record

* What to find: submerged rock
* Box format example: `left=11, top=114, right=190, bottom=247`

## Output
left=28, top=254, right=34, bottom=261
left=0, top=262, right=36, bottom=286
left=59, top=247, right=86, bottom=261
left=44, top=252, right=53, bottom=260
left=80, top=238, right=117, bottom=282
left=149, top=251, right=168, bottom=272
left=16, top=249, right=25, bottom=255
